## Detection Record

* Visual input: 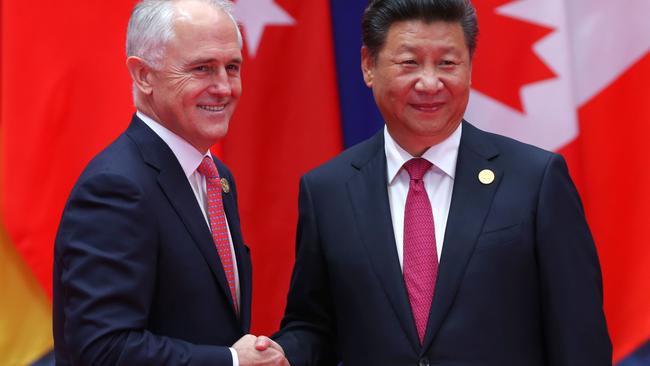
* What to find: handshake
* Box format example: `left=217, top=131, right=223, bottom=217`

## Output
left=233, top=334, right=290, bottom=366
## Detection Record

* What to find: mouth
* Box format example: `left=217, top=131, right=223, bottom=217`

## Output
left=197, top=104, right=227, bottom=112
left=409, top=102, right=445, bottom=112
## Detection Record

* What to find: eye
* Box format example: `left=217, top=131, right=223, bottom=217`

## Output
left=400, top=59, right=418, bottom=66
left=439, top=60, right=458, bottom=67
left=226, top=64, right=240, bottom=73
left=193, top=65, right=211, bottom=73
left=226, top=64, right=241, bottom=77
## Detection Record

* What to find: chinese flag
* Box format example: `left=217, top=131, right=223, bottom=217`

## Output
left=1, top=1, right=134, bottom=363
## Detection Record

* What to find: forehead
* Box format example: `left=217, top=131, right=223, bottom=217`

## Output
left=383, top=20, right=467, bottom=53
left=168, top=2, right=240, bottom=54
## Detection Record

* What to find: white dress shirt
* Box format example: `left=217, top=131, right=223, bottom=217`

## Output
left=384, top=123, right=462, bottom=270
left=137, top=111, right=240, bottom=366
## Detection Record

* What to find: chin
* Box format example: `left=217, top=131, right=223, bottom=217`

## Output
left=202, top=118, right=229, bottom=133
left=203, top=130, right=227, bottom=144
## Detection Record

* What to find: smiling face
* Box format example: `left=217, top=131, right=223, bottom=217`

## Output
left=145, top=1, right=242, bottom=153
left=362, top=20, right=471, bottom=156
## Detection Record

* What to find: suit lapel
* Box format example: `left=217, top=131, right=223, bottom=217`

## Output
left=421, top=122, right=502, bottom=351
left=347, top=132, right=421, bottom=353
left=126, top=116, right=238, bottom=317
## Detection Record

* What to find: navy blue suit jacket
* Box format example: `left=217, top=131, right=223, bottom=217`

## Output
left=53, top=115, right=252, bottom=365
left=275, top=121, right=611, bottom=365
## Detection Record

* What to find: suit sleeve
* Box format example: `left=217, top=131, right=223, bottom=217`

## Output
left=273, top=176, right=339, bottom=366
left=54, top=172, right=233, bottom=366
left=535, top=154, right=612, bottom=365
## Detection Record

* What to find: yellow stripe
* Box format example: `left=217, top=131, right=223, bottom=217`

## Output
left=0, top=225, right=53, bottom=366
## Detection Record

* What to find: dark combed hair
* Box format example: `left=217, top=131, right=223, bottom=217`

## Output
left=362, top=0, right=478, bottom=59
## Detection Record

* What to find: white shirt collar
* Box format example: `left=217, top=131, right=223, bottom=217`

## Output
left=136, top=111, right=211, bottom=178
left=385, top=122, right=462, bottom=184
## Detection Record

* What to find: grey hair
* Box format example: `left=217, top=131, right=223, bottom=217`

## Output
left=126, top=0, right=242, bottom=69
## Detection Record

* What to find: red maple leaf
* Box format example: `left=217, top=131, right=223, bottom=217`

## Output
left=472, top=0, right=556, bottom=112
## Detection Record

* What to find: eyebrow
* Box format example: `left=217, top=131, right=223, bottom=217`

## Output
left=189, top=57, right=243, bottom=65
left=395, top=44, right=416, bottom=53
left=395, top=44, right=459, bottom=54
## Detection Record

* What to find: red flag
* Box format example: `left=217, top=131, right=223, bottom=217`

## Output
left=562, top=54, right=650, bottom=362
left=1, top=1, right=135, bottom=362
left=225, top=0, right=342, bottom=334
left=467, top=1, right=650, bottom=362
left=1, top=1, right=134, bottom=298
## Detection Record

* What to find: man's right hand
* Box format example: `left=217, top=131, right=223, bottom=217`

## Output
left=233, top=334, right=289, bottom=366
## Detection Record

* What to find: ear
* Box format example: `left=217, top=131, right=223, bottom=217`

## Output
left=126, top=56, right=155, bottom=95
left=360, top=46, right=374, bottom=88
left=468, top=63, right=472, bottom=87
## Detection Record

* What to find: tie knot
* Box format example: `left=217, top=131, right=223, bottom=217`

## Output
left=197, top=156, right=220, bottom=180
left=403, top=158, right=432, bottom=181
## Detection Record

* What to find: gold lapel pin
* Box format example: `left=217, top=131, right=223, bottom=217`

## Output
left=220, top=177, right=231, bottom=193
left=478, top=169, right=495, bottom=185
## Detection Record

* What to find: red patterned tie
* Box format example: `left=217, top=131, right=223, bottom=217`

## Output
left=403, top=158, right=438, bottom=344
left=197, top=156, right=238, bottom=314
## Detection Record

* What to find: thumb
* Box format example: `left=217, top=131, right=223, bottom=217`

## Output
left=255, top=335, right=272, bottom=351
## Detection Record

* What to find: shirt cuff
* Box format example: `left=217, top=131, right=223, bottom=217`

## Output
left=230, top=347, right=239, bottom=366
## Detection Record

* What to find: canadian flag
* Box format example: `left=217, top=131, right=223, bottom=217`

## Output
left=465, top=1, right=650, bottom=363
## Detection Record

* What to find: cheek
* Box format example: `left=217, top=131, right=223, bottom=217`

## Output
left=446, top=72, right=471, bottom=94
left=452, top=84, right=471, bottom=102
left=183, top=83, right=212, bottom=106
left=396, top=90, right=416, bottom=111
left=391, top=77, right=416, bottom=98
left=230, top=81, right=242, bottom=98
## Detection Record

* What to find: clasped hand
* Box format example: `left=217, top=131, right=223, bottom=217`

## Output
left=233, top=334, right=289, bottom=366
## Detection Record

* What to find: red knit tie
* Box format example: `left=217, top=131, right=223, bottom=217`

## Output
left=197, top=156, right=238, bottom=314
left=403, top=158, right=438, bottom=344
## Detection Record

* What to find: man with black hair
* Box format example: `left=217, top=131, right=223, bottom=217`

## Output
left=267, top=0, right=612, bottom=365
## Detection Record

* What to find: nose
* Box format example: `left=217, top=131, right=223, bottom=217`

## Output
left=207, top=68, right=232, bottom=97
left=414, top=67, right=443, bottom=94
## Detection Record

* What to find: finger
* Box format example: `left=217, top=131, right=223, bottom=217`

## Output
left=281, top=355, right=291, bottom=366
left=255, top=335, right=272, bottom=351
left=265, top=338, right=285, bottom=355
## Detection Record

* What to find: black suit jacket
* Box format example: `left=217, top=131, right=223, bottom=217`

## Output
left=275, top=121, right=611, bottom=365
left=53, top=115, right=252, bottom=365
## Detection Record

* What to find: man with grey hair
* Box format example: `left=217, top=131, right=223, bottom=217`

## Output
left=52, top=0, right=287, bottom=365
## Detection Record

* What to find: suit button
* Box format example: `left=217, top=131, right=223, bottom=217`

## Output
left=418, top=358, right=429, bottom=366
